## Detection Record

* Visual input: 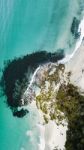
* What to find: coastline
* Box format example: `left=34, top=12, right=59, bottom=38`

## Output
left=0, top=7, right=84, bottom=150
left=59, top=16, right=84, bottom=64
left=36, top=16, right=84, bottom=150
left=65, top=41, right=84, bottom=91
left=36, top=105, right=67, bottom=150
left=0, top=1, right=84, bottom=150
left=65, top=15, right=84, bottom=90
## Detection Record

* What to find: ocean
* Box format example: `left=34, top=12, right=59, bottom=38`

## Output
left=0, top=0, right=84, bottom=150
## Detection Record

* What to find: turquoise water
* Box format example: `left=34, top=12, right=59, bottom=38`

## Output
left=0, top=0, right=83, bottom=150
left=0, top=0, right=81, bottom=63
left=0, top=97, right=40, bottom=150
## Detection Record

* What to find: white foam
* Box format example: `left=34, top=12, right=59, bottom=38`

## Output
left=59, top=16, right=84, bottom=64
left=24, top=15, right=84, bottom=150
left=23, top=66, right=40, bottom=95
left=36, top=16, right=84, bottom=150
left=22, top=16, right=84, bottom=104
left=21, top=66, right=41, bottom=105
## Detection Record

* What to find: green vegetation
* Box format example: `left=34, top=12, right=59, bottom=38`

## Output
left=35, top=63, right=84, bottom=150
left=36, top=64, right=66, bottom=124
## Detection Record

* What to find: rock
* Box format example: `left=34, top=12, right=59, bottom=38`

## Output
left=71, top=17, right=80, bottom=39
left=13, top=108, right=29, bottom=118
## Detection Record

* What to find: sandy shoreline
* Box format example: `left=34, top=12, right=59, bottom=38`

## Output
left=38, top=42, right=84, bottom=150
left=37, top=108, right=67, bottom=150
left=65, top=41, right=84, bottom=91
left=38, top=41, right=84, bottom=150
left=24, top=15, right=84, bottom=150
left=23, top=43, right=84, bottom=150
left=26, top=41, right=84, bottom=150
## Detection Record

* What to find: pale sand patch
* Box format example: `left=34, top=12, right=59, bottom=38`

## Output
left=27, top=42, right=84, bottom=150
left=36, top=107, right=67, bottom=150
left=43, top=42, right=84, bottom=150
left=44, top=120, right=67, bottom=150
left=65, top=41, right=84, bottom=91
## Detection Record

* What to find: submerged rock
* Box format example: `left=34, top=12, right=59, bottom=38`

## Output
left=13, top=108, right=29, bottom=118
left=0, top=50, right=64, bottom=117
left=71, top=17, right=80, bottom=39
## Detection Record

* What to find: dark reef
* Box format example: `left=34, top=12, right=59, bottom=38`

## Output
left=71, top=17, right=80, bottom=39
left=13, top=108, right=29, bottom=118
left=0, top=50, right=64, bottom=118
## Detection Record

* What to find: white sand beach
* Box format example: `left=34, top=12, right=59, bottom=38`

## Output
left=65, top=41, right=84, bottom=91
left=24, top=15, right=84, bottom=150
left=26, top=42, right=84, bottom=150
left=37, top=109, right=67, bottom=150
left=39, top=42, right=84, bottom=150
left=38, top=16, right=84, bottom=149
left=25, top=41, right=84, bottom=150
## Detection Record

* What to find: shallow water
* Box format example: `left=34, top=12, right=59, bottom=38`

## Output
left=0, top=0, right=81, bottom=62
left=0, top=0, right=83, bottom=150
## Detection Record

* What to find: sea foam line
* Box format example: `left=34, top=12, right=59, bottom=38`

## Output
left=19, top=66, right=40, bottom=107
left=23, top=16, right=84, bottom=98
left=36, top=16, right=84, bottom=150
left=23, top=66, right=40, bottom=95
left=59, top=16, right=84, bottom=64
left=24, top=15, right=84, bottom=150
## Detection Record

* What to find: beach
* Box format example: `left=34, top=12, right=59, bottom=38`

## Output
left=65, top=41, right=84, bottom=91
left=42, top=41, right=84, bottom=150
left=36, top=16, right=84, bottom=150
left=0, top=1, right=84, bottom=150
